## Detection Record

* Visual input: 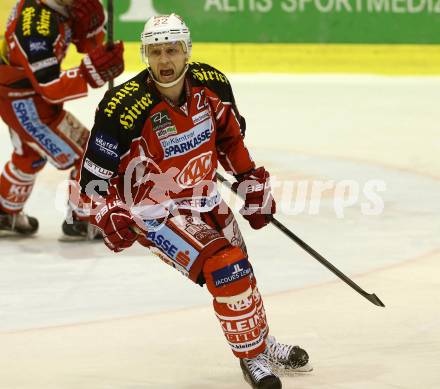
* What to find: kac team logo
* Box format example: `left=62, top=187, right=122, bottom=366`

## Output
left=176, top=151, right=213, bottom=188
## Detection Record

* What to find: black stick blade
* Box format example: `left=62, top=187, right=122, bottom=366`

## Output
left=367, top=293, right=386, bottom=307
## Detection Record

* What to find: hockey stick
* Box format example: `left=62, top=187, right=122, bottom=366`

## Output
left=216, top=172, right=385, bottom=308
left=107, top=0, right=114, bottom=89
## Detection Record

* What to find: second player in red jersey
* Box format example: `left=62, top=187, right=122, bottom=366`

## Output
left=0, top=0, right=124, bottom=237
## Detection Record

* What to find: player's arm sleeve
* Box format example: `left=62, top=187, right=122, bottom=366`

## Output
left=79, top=95, right=123, bottom=198
left=214, top=79, right=255, bottom=175
left=12, top=11, right=88, bottom=104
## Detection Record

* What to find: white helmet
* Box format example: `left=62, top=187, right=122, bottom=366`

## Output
left=141, top=13, right=192, bottom=64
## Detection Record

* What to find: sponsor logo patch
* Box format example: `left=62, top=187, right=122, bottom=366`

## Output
left=7, top=91, right=36, bottom=98
left=151, top=110, right=171, bottom=128
left=36, top=8, right=51, bottom=37
left=151, top=110, right=177, bottom=140
left=191, top=67, right=229, bottom=84
left=94, top=199, right=123, bottom=223
left=181, top=215, right=222, bottom=246
left=81, top=55, right=104, bottom=87
left=173, top=192, right=221, bottom=210
left=147, top=231, right=177, bottom=259
left=103, top=81, right=141, bottom=117
left=30, top=57, right=57, bottom=72
left=161, top=119, right=212, bottom=159
left=83, top=158, right=113, bottom=179
left=7, top=183, right=33, bottom=202
left=146, top=224, right=199, bottom=272
left=119, top=92, right=154, bottom=130
left=212, top=258, right=251, bottom=288
left=156, top=126, right=177, bottom=140
left=29, top=38, right=49, bottom=53
left=227, top=296, right=254, bottom=312
left=93, top=132, right=119, bottom=160
left=176, top=151, right=213, bottom=188
left=192, top=110, right=210, bottom=125
left=12, top=99, right=76, bottom=168
left=31, top=157, right=47, bottom=169
left=21, top=7, right=36, bottom=36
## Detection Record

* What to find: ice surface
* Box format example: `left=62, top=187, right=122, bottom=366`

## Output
left=1, top=74, right=439, bottom=388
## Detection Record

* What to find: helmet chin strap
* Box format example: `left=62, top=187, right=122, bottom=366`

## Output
left=148, top=64, right=189, bottom=88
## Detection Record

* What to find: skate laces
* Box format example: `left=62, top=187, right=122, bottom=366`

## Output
left=243, top=353, right=274, bottom=381
left=266, top=335, right=292, bottom=362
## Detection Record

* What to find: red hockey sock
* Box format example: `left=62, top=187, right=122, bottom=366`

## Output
left=250, top=274, right=269, bottom=339
left=204, top=247, right=267, bottom=359
left=0, top=162, right=36, bottom=213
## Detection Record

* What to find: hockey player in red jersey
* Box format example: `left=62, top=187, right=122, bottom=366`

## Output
left=0, top=0, right=124, bottom=237
left=79, top=14, right=311, bottom=388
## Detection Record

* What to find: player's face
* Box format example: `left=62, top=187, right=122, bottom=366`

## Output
left=147, top=42, right=187, bottom=84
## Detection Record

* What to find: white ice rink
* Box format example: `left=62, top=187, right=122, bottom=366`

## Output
left=1, top=73, right=440, bottom=388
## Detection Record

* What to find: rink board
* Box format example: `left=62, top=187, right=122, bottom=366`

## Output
left=63, top=42, right=440, bottom=75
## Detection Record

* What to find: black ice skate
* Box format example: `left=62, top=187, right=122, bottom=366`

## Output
left=240, top=352, right=282, bottom=389
left=0, top=210, right=39, bottom=235
left=265, top=335, right=313, bottom=375
left=61, top=219, right=102, bottom=241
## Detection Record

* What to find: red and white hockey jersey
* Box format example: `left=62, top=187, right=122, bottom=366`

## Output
left=79, top=63, right=256, bottom=219
left=0, top=0, right=104, bottom=103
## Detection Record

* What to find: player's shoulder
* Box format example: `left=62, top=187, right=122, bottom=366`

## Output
left=97, top=69, right=160, bottom=130
left=16, top=0, right=60, bottom=42
left=99, top=69, right=156, bottom=116
left=188, top=62, right=231, bottom=91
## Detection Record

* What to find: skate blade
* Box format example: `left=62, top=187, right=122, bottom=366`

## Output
left=242, top=371, right=281, bottom=389
left=0, top=229, right=37, bottom=238
left=59, top=235, right=86, bottom=242
left=274, top=362, right=313, bottom=376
